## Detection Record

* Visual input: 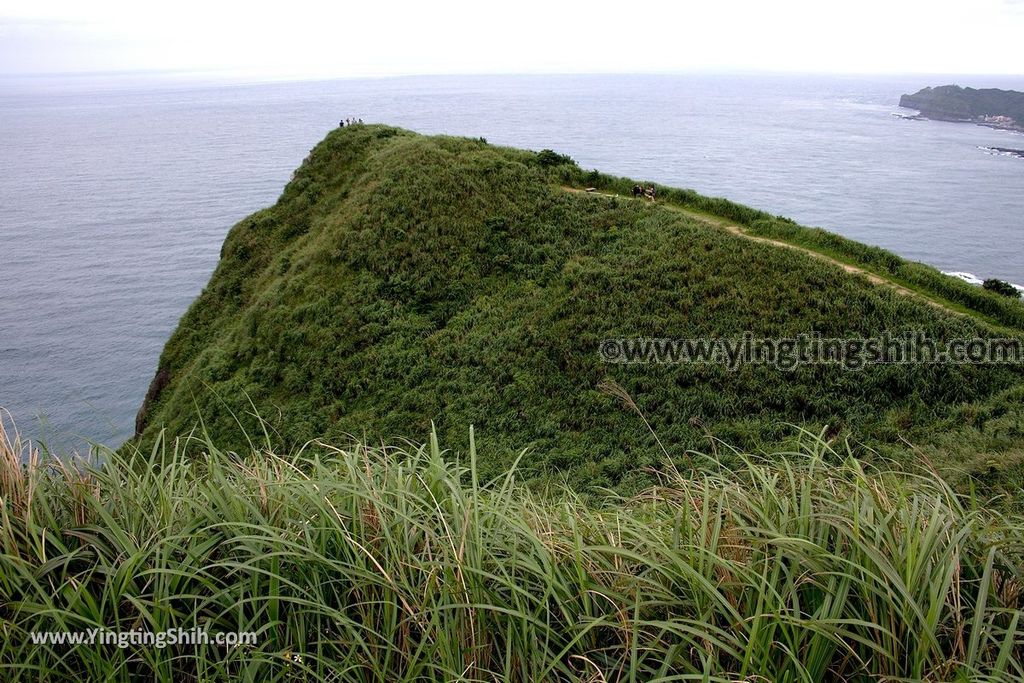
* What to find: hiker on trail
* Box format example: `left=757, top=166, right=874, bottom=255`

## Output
left=632, top=184, right=643, bottom=198
left=646, top=186, right=657, bottom=201
left=339, top=119, right=345, bottom=127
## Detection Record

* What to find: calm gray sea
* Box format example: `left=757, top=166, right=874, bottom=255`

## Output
left=2, top=72, right=1023, bottom=450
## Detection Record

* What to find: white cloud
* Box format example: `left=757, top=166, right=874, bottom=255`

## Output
left=1, top=0, right=1022, bottom=76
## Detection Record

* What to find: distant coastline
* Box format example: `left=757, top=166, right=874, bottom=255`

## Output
left=898, top=84, right=1024, bottom=133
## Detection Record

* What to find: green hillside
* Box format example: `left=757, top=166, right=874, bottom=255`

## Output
left=134, top=125, right=1024, bottom=491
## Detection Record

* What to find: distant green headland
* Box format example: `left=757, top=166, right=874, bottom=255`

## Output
left=133, top=124, right=1024, bottom=494
left=899, top=84, right=1024, bottom=132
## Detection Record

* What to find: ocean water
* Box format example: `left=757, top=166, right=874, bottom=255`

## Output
left=2, top=72, right=1023, bottom=450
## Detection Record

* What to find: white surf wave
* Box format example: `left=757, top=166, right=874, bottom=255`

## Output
left=944, top=271, right=985, bottom=286
left=944, top=271, right=1024, bottom=293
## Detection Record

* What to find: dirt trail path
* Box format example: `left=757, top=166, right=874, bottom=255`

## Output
left=561, top=186, right=969, bottom=320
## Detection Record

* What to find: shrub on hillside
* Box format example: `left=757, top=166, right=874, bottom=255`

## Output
left=984, top=278, right=1022, bottom=298
left=535, top=148, right=576, bottom=167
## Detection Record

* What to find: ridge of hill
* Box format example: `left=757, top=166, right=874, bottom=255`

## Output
left=134, top=125, right=1024, bottom=492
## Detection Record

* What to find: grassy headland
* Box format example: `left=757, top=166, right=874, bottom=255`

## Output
left=133, top=124, right=1024, bottom=494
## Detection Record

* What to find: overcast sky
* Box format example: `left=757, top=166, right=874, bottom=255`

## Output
left=2, top=0, right=1023, bottom=78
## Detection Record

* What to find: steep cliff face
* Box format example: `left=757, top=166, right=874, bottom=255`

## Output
left=900, top=85, right=1024, bottom=128
left=135, top=125, right=1024, bottom=489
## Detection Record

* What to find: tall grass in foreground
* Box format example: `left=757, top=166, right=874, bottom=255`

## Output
left=2, top=417, right=1024, bottom=681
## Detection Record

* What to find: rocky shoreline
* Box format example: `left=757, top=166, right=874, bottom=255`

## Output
left=894, top=109, right=1024, bottom=134
left=980, top=146, right=1024, bottom=159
